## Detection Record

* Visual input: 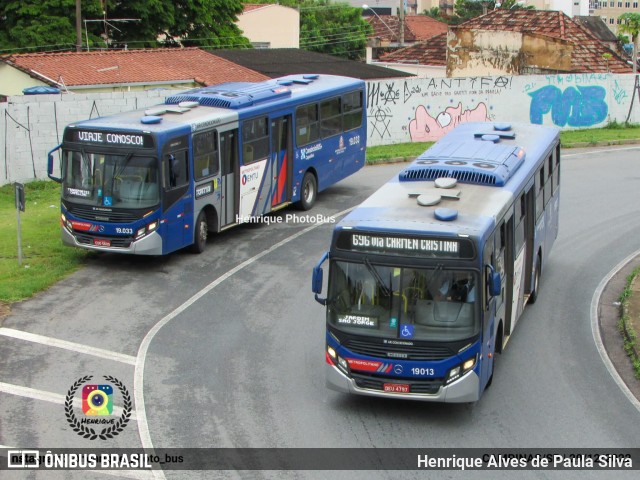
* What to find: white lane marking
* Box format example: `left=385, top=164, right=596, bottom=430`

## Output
left=0, top=382, right=137, bottom=420
left=591, top=249, right=640, bottom=414
left=563, top=145, right=640, bottom=157
left=134, top=207, right=354, bottom=479
left=0, top=327, right=137, bottom=365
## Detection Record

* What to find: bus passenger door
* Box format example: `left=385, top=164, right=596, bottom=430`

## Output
left=161, top=138, right=190, bottom=253
left=219, top=130, right=239, bottom=228
left=503, top=213, right=515, bottom=338
left=510, top=194, right=527, bottom=330
left=270, top=115, right=293, bottom=208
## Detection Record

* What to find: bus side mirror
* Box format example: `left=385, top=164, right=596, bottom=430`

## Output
left=486, top=264, right=501, bottom=297
left=312, top=251, right=329, bottom=305
left=47, top=145, right=62, bottom=183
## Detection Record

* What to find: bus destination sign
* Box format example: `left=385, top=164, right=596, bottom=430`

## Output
left=66, top=129, right=154, bottom=148
left=337, top=231, right=475, bottom=259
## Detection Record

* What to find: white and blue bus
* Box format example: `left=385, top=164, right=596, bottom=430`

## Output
left=47, top=74, right=366, bottom=255
left=312, top=122, right=560, bottom=402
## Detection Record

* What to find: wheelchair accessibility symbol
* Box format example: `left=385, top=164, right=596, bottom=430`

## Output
left=400, top=324, right=414, bottom=339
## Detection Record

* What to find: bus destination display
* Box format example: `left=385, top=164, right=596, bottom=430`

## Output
left=337, top=231, right=474, bottom=259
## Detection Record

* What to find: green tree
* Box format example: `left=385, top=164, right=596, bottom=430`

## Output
left=450, top=0, right=492, bottom=25
left=253, top=0, right=372, bottom=60
left=0, top=0, right=103, bottom=52
left=106, top=0, right=250, bottom=49
left=0, top=0, right=250, bottom=53
left=423, top=7, right=450, bottom=24
left=618, top=12, right=640, bottom=72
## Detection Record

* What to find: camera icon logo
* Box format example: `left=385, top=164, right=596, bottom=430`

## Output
left=82, top=384, right=113, bottom=416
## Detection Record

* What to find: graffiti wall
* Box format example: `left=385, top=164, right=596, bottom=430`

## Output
left=366, top=73, right=640, bottom=146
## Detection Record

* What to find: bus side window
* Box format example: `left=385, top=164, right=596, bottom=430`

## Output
left=295, top=103, right=320, bottom=147
left=193, top=130, right=218, bottom=180
left=342, top=90, right=363, bottom=131
left=242, top=117, right=269, bottom=163
left=320, top=97, right=342, bottom=138
left=164, top=151, right=188, bottom=189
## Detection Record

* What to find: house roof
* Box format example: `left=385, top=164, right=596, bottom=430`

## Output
left=573, top=16, right=619, bottom=43
left=365, top=14, right=448, bottom=44
left=453, top=10, right=631, bottom=73
left=210, top=48, right=412, bottom=79
left=380, top=10, right=633, bottom=74
left=379, top=33, right=447, bottom=66
left=242, top=4, right=270, bottom=14
left=0, top=48, right=269, bottom=88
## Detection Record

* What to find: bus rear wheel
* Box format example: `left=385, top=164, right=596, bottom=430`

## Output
left=297, top=171, right=317, bottom=211
left=191, top=211, right=208, bottom=253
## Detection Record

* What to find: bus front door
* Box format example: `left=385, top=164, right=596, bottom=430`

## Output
left=270, top=115, right=293, bottom=208
left=161, top=138, right=190, bottom=253
left=219, top=130, right=239, bottom=228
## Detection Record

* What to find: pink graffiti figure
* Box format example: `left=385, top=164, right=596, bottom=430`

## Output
left=409, top=103, right=489, bottom=142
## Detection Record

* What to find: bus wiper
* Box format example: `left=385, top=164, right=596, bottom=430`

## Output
left=364, top=257, right=391, bottom=297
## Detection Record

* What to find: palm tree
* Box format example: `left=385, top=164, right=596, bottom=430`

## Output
left=618, top=13, right=640, bottom=73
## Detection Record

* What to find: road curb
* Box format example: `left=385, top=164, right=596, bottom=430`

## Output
left=621, top=272, right=640, bottom=364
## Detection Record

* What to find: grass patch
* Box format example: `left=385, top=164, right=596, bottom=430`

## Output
left=0, top=181, right=90, bottom=304
left=619, top=266, right=640, bottom=380
left=560, top=124, right=640, bottom=146
left=366, top=142, right=433, bottom=164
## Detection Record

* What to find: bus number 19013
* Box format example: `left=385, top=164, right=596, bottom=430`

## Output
left=411, top=367, right=435, bottom=376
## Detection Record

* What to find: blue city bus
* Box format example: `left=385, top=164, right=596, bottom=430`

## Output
left=312, top=122, right=561, bottom=402
left=47, top=74, right=366, bottom=255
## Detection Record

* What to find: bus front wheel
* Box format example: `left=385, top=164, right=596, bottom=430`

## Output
left=297, top=171, right=317, bottom=211
left=191, top=211, right=208, bottom=253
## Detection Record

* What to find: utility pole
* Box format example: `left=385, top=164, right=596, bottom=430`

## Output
left=76, top=0, right=82, bottom=52
left=399, top=0, right=405, bottom=47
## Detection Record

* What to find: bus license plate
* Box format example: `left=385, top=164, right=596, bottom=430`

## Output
left=383, top=383, right=410, bottom=393
left=94, top=239, right=110, bottom=247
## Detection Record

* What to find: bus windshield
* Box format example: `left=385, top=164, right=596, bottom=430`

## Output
left=328, top=260, right=479, bottom=342
left=62, top=149, right=160, bottom=209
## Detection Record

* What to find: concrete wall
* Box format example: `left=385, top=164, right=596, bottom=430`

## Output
left=237, top=5, right=300, bottom=48
left=1, top=72, right=640, bottom=185
left=0, top=63, right=48, bottom=96
left=365, top=72, right=640, bottom=145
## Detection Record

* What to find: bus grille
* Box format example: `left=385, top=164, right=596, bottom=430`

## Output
left=66, top=204, right=141, bottom=222
left=351, top=372, right=442, bottom=394
left=74, top=233, right=132, bottom=248
left=343, top=339, right=454, bottom=361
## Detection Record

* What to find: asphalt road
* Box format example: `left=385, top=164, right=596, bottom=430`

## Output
left=1, top=147, right=640, bottom=479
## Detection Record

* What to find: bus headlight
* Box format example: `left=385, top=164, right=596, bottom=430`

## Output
left=327, top=346, right=337, bottom=360
left=136, top=221, right=159, bottom=239
left=337, top=356, right=349, bottom=372
left=61, top=213, right=72, bottom=232
left=445, top=355, right=477, bottom=385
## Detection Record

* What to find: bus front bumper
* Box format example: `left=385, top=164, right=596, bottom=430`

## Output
left=62, top=228, right=163, bottom=255
left=326, top=364, right=480, bottom=403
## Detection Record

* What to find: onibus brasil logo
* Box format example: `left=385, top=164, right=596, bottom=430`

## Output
left=65, top=375, right=132, bottom=440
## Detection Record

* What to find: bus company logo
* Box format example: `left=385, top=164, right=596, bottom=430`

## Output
left=65, top=375, right=131, bottom=440
left=301, top=143, right=322, bottom=160
left=242, top=171, right=259, bottom=185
